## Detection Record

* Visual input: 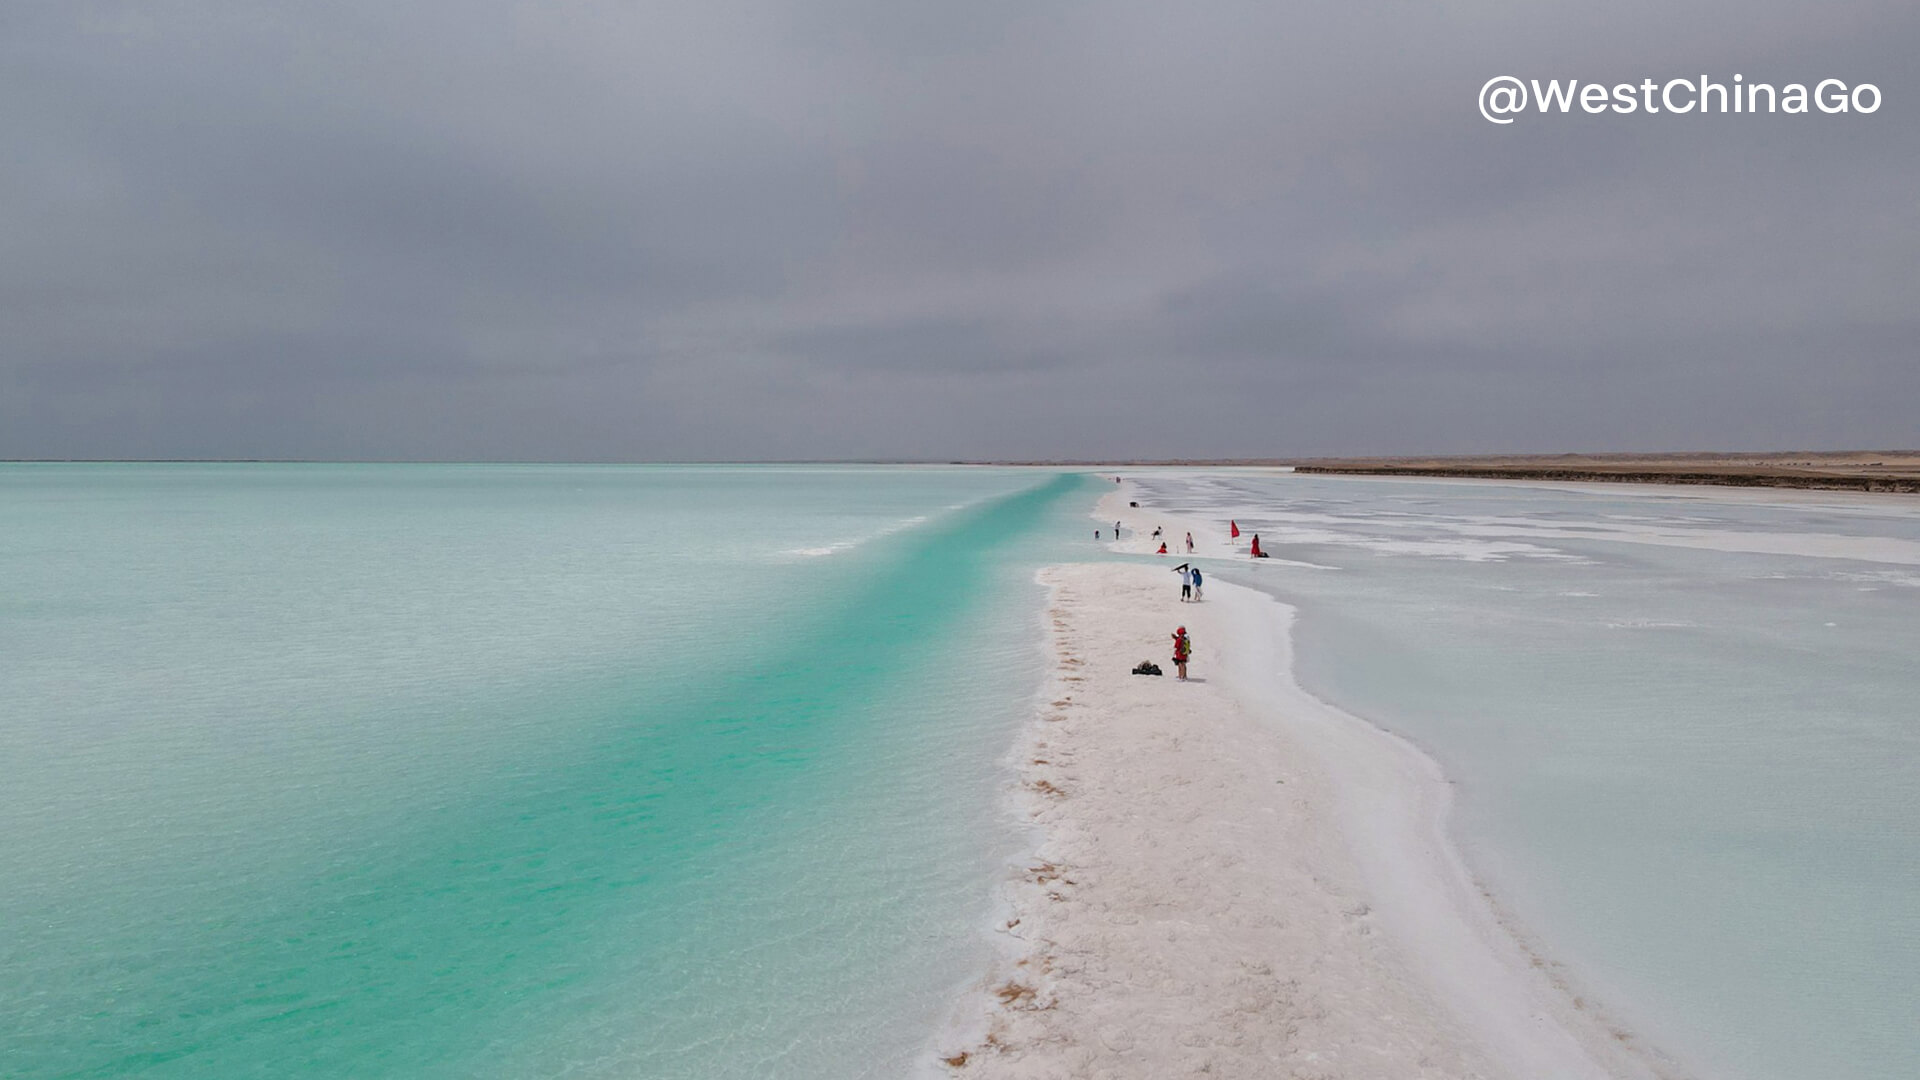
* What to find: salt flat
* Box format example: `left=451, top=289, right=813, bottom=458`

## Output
left=942, top=557, right=1669, bottom=1079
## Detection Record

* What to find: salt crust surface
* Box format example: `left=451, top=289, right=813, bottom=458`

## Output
left=936, top=486, right=1679, bottom=1080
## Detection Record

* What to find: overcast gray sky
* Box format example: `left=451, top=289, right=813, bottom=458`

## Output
left=3, top=1, right=1915, bottom=460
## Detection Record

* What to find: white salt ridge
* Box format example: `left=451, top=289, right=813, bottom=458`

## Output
left=937, top=485, right=1683, bottom=1079
left=942, top=561, right=1670, bottom=1080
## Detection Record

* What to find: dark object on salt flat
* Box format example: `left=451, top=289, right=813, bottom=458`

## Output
left=1131, top=661, right=1163, bottom=676
left=1129, top=501, right=1139, bottom=507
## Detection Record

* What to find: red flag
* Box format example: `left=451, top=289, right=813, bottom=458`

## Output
left=1229, top=520, right=1240, bottom=538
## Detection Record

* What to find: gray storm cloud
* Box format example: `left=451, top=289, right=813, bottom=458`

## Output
left=3, top=1, right=1916, bottom=460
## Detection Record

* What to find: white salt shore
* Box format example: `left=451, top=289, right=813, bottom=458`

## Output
left=934, top=491, right=1681, bottom=1079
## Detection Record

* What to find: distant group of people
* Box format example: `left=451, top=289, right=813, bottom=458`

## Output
left=1105, top=518, right=1262, bottom=561
left=1102, top=506, right=1280, bottom=683
left=1148, top=526, right=1198, bottom=556
left=1143, top=521, right=1265, bottom=558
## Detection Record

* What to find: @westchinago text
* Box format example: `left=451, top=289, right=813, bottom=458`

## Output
left=1479, top=75, right=1882, bottom=123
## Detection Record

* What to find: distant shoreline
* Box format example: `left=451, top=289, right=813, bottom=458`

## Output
left=989, top=451, right=1920, bottom=494
left=7, top=453, right=1917, bottom=493
left=1287, top=451, right=1920, bottom=493
left=1293, top=465, right=1918, bottom=493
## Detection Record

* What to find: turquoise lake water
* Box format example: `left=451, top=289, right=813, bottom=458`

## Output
left=1, top=465, right=1093, bottom=1079
left=1128, top=471, right=1920, bottom=1080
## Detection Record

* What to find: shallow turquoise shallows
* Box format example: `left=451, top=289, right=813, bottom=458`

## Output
left=1, top=465, right=1093, bottom=1079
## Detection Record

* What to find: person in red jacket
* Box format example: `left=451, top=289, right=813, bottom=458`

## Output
left=1171, top=626, right=1192, bottom=680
